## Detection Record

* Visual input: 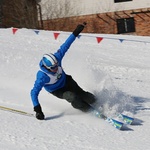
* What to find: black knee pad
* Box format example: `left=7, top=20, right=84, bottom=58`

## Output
left=63, top=91, right=76, bottom=103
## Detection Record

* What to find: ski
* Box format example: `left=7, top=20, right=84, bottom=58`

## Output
left=118, top=114, right=134, bottom=125
left=92, top=109, right=124, bottom=130
left=0, top=105, right=34, bottom=117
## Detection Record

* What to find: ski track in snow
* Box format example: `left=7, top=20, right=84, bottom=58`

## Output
left=0, top=28, right=150, bottom=150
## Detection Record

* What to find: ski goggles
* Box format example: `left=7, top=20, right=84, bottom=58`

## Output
left=46, top=63, right=58, bottom=71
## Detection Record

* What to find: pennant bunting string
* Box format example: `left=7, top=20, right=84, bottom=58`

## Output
left=9, top=28, right=150, bottom=44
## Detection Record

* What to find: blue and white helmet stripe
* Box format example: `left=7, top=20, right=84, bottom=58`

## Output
left=42, top=53, right=58, bottom=68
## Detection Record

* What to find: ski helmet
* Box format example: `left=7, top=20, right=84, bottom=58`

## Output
left=42, top=53, right=58, bottom=70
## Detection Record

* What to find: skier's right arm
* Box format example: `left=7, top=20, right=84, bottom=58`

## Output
left=30, top=71, right=50, bottom=120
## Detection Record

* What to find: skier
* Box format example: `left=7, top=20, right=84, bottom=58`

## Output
left=30, top=22, right=96, bottom=120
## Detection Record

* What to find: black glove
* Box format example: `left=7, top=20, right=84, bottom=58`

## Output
left=34, top=104, right=45, bottom=120
left=73, top=22, right=87, bottom=37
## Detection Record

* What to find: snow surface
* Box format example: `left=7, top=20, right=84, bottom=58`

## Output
left=0, top=28, right=150, bottom=150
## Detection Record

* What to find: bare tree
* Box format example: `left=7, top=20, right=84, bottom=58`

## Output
left=2, top=0, right=39, bottom=28
left=42, top=0, right=76, bottom=19
left=41, top=0, right=81, bottom=30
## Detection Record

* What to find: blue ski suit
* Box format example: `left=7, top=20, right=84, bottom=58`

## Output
left=31, top=34, right=76, bottom=107
left=31, top=25, right=96, bottom=118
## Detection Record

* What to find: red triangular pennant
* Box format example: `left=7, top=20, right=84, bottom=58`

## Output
left=53, top=33, right=60, bottom=40
left=96, top=37, right=103, bottom=43
left=12, top=28, right=18, bottom=34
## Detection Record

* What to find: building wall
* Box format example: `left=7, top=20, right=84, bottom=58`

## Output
left=0, top=0, right=39, bottom=28
left=42, top=8, right=150, bottom=36
left=40, top=0, right=150, bottom=19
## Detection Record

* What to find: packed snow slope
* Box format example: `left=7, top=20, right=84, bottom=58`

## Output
left=0, top=28, right=150, bottom=150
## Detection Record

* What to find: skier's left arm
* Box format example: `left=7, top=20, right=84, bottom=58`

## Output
left=54, top=22, right=87, bottom=61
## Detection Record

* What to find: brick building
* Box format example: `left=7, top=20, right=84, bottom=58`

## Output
left=41, top=0, right=150, bottom=36
left=0, top=0, right=42, bottom=29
